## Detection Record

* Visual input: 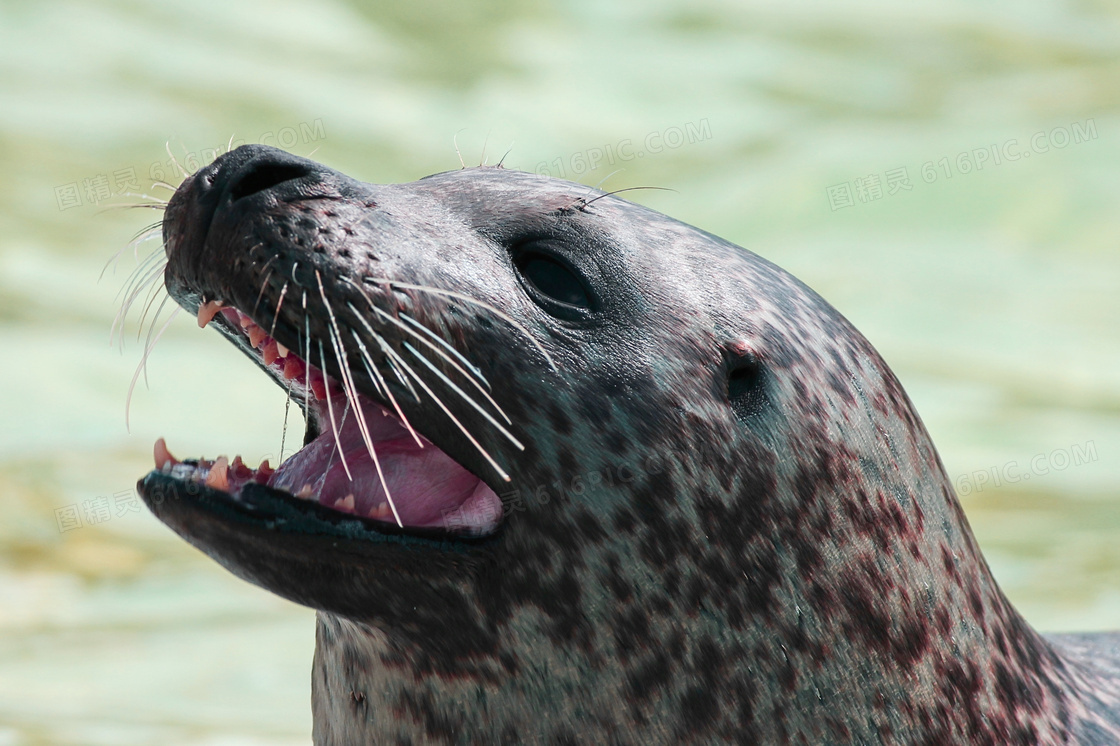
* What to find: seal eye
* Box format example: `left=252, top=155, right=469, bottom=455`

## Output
left=513, top=249, right=593, bottom=311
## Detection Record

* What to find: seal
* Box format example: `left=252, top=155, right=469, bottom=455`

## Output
left=137, top=143, right=1120, bottom=744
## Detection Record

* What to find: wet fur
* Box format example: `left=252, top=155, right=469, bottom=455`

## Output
left=156, top=146, right=1120, bottom=745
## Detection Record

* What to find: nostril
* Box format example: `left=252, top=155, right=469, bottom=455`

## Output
left=228, top=161, right=312, bottom=202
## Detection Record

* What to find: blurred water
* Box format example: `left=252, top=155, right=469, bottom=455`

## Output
left=1, top=0, right=1118, bottom=742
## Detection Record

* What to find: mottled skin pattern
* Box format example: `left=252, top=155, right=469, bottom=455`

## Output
left=147, top=145, right=1120, bottom=745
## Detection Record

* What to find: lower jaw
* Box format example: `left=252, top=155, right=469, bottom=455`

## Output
left=151, top=403, right=506, bottom=536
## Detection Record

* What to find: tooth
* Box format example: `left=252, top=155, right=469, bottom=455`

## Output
left=153, top=437, right=179, bottom=470
left=230, top=455, right=252, bottom=479
left=205, top=456, right=230, bottom=491
left=369, top=501, right=391, bottom=519
left=283, top=357, right=304, bottom=380
left=247, top=325, right=268, bottom=348
left=262, top=340, right=279, bottom=365
left=296, top=484, right=314, bottom=499
left=277, top=343, right=289, bottom=358
left=239, top=314, right=253, bottom=328
left=310, top=376, right=327, bottom=400
left=197, top=300, right=225, bottom=329
left=334, top=494, right=355, bottom=512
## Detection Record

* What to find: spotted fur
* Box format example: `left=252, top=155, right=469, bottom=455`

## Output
left=151, top=145, right=1120, bottom=745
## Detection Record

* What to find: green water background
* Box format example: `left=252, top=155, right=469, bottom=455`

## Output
left=1, top=0, right=1118, bottom=743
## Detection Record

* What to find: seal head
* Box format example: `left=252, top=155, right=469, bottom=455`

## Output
left=142, top=145, right=1120, bottom=744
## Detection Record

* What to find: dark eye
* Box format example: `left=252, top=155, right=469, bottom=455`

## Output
left=514, top=250, right=592, bottom=310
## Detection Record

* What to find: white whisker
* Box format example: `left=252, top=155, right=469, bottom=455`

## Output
left=340, top=278, right=509, bottom=425
left=387, top=341, right=511, bottom=482
left=112, top=257, right=168, bottom=348
left=348, top=327, right=423, bottom=448
left=280, top=377, right=293, bottom=463
left=303, top=316, right=312, bottom=421
left=399, top=313, right=487, bottom=388
left=362, top=277, right=557, bottom=370
left=318, top=341, right=353, bottom=481
left=139, top=293, right=173, bottom=388
left=165, top=141, right=188, bottom=179
left=270, top=281, right=290, bottom=337
left=402, top=340, right=523, bottom=451
left=317, top=271, right=403, bottom=527
left=125, top=306, right=181, bottom=431
left=344, top=297, right=509, bottom=424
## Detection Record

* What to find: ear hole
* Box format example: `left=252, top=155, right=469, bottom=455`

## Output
left=727, top=351, right=766, bottom=420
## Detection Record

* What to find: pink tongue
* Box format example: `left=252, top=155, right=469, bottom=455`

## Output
left=319, top=439, right=482, bottom=525
left=267, top=398, right=501, bottom=529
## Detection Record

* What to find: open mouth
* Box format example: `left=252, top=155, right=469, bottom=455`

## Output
left=151, top=300, right=506, bottom=538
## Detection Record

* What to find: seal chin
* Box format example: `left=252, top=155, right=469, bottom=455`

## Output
left=138, top=300, right=505, bottom=551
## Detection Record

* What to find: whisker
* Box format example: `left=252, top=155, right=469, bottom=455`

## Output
left=402, top=340, right=523, bottom=451
left=135, top=272, right=170, bottom=341
left=362, top=277, right=557, bottom=370
left=138, top=293, right=173, bottom=388
left=254, top=268, right=275, bottom=316
left=346, top=296, right=511, bottom=427
left=344, top=276, right=490, bottom=388
left=453, top=129, right=467, bottom=169
left=318, top=271, right=404, bottom=527
left=280, top=377, right=293, bottom=463
left=592, top=169, right=624, bottom=191
left=399, top=313, right=490, bottom=390
left=318, top=341, right=353, bottom=481
left=303, top=315, right=312, bottom=421
left=348, top=327, right=423, bottom=448
left=125, top=306, right=182, bottom=431
left=270, top=281, right=290, bottom=337
left=165, top=142, right=189, bottom=179
left=341, top=277, right=498, bottom=405
left=379, top=338, right=420, bottom=401
left=577, top=185, right=675, bottom=210
left=389, top=341, right=511, bottom=482
left=109, top=240, right=163, bottom=297
left=100, top=222, right=163, bottom=280
left=99, top=199, right=168, bottom=213
left=479, top=128, right=492, bottom=167
left=119, top=263, right=167, bottom=330
left=112, top=258, right=168, bottom=348
left=117, top=243, right=165, bottom=291
left=319, top=396, right=351, bottom=481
